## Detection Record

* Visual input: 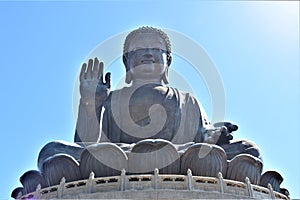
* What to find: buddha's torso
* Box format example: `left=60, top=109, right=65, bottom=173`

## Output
left=102, top=84, right=182, bottom=143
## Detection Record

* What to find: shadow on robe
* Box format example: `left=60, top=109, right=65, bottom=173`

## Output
left=280, top=188, right=290, bottom=198
left=41, top=153, right=81, bottom=186
left=37, top=140, right=83, bottom=171
left=219, top=139, right=262, bottom=161
left=11, top=187, right=24, bottom=199
left=226, top=153, right=262, bottom=184
left=180, top=143, right=227, bottom=177
left=128, top=139, right=180, bottom=174
left=19, top=170, right=46, bottom=195
left=260, top=170, right=283, bottom=192
left=79, top=143, right=128, bottom=178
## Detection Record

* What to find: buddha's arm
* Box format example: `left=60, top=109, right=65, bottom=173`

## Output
left=74, top=58, right=111, bottom=145
left=186, top=93, right=225, bottom=144
left=74, top=97, right=103, bottom=144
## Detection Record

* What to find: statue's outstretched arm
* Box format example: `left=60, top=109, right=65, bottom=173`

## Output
left=75, top=57, right=111, bottom=145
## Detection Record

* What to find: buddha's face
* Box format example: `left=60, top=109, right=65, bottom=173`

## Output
left=126, top=33, right=169, bottom=83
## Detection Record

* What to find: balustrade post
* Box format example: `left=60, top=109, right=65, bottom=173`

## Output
left=57, top=177, right=66, bottom=199
left=245, top=177, right=254, bottom=198
left=33, top=184, right=42, bottom=199
left=187, top=169, right=193, bottom=190
left=217, top=172, right=225, bottom=193
left=268, top=183, right=276, bottom=199
left=87, top=172, right=95, bottom=193
left=153, top=168, right=159, bottom=189
left=120, top=169, right=126, bottom=191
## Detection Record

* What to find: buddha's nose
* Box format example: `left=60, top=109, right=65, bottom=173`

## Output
left=143, top=49, right=154, bottom=57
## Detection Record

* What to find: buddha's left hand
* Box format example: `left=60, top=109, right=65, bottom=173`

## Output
left=202, top=126, right=227, bottom=144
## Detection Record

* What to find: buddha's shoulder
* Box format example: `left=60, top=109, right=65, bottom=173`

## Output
left=107, top=85, right=196, bottom=101
left=111, top=85, right=169, bottom=95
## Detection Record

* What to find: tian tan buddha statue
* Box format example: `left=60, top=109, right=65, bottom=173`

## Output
left=12, top=26, right=289, bottom=198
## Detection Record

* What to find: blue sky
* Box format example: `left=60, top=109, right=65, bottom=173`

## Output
left=0, top=1, right=299, bottom=199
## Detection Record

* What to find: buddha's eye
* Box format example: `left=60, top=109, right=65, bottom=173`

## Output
left=125, top=48, right=168, bottom=58
left=151, top=48, right=167, bottom=54
left=131, top=47, right=143, bottom=51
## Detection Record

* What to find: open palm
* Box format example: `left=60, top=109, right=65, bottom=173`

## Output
left=79, top=57, right=111, bottom=101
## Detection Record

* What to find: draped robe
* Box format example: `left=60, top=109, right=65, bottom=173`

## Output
left=100, top=84, right=211, bottom=144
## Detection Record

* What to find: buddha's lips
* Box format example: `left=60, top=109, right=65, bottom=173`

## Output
left=141, top=60, right=155, bottom=64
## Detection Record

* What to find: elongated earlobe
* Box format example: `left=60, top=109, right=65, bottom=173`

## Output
left=162, top=67, right=169, bottom=84
left=123, top=55, right=128, bottom=68
left=167, top=53, right=172, bottom=66
left=123, top=55, right=132, bottom=84
left=125, top=72, right=132, bottom=84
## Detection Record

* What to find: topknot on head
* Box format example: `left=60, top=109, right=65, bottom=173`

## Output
left=123, top=26, right=171, bottom=54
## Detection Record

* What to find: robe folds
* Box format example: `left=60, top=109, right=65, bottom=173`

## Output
left=100, top=84, right=211, bottom=144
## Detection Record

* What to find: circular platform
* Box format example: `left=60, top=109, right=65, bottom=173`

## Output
left=16, top=170, right=288, bottom=199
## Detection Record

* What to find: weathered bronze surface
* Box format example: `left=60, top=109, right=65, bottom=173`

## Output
left=12, top=26, right=288, bottom=198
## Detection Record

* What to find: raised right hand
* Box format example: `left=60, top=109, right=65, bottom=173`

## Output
left=79, top=57, right=111, bottom=101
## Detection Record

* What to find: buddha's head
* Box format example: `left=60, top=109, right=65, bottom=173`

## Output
left=123, top=26, right=172, bottom=84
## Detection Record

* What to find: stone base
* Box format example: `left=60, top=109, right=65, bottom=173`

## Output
left=17, top=172, right=288, bottom=200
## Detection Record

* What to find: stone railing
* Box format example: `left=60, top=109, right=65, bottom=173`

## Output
left=17, top=169, right=288, bottom=199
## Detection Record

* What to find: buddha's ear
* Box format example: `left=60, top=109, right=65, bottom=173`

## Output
left=167, top=53, right=172, bottom=66
left=162, top=66, right=169, bottom=84
left=125, top=71, right=132, bottom=84
left=123, top=54, right=132, bottom=84
left=163, top=53, right=172, bottom=84
left=123, top=54, right=129, bottom=70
